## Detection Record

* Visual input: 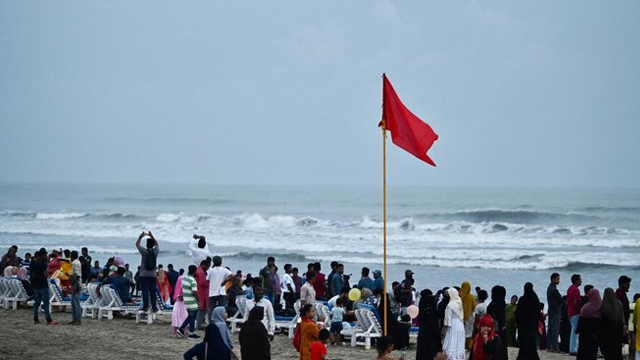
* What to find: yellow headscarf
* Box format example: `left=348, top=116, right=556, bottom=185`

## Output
left=461, top=281, right=476, bottom=321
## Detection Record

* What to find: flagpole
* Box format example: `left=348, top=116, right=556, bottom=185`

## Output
left=382, top=122, right=388, bottom=336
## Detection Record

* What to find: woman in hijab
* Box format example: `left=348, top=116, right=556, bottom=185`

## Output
left=376, top=292, right=407, bottom=350
left=600, top=288, right=624, bottom=360
left=239, top=306, right=271, bottom=360
left=516, top=282, right=541, bottom=360
left=472, top=315, right=503, bottom=360
left=576, top=288, right=602, bottom=360
left=461, top=281, right=477, bottom=351
left=486, top=285, right=508, bottom=360
left=416, top=289, right=442, bottom=360
left=505, top=295, right=518, bottom=348
left=442, top=288, right=466, bottom=360
left=183, top=306, right=237, bottom=360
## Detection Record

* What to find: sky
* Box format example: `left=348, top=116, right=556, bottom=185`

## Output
left=1, top=1, right=639, bottom=187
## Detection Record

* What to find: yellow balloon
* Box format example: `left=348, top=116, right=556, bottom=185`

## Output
left=348, top=288, right=361, bottom=301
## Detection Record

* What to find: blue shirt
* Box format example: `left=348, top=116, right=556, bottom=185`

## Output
left=102, top=275, right=134, bottom=303
left=373, top=277, right=384, bottom=292
left=358, top=277, right=375, bottom=291
left=331, top=274, right=344, bottom=295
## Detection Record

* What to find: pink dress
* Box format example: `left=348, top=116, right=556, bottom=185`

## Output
left=171, top=276, right=188, bottom=333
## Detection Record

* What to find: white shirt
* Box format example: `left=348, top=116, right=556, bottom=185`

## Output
left=189, top=241, right=211, bottom=266
left=281, top=272, right=294, bottom=293
left=207, top=266, right=232, bottom=297
left=300, top=282, right=316, bottom=306
left=474, top=302, right=488, bottom=318
left=71, top=259, right=82, bottom=278
left=243, top=298, right=276, bottom=335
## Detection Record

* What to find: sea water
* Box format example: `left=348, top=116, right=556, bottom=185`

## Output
left=1, top=183, right=638, bottom=302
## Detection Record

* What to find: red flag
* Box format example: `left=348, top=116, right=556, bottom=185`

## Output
left=379, top=74, right=438, bottom=166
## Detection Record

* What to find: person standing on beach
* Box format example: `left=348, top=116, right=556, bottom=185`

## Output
left=292, top=267, right=303, bottom=301
left=461, top=281, right=477, bottom=350
left=30, top=249, right=58, bottom=325
left=442, top=287, right=466, bottom=360
left=207, top=255, right=233, bottom=313
left=166, top=264, right=179, bottom=304
left=189, top=234, right=211, bottom=266
left=243, top=284, right=276, bottom=340
left=600, top=287, right=624, bottom=360
left=136, top=231, right=159, bottom=312
left=373, top=269, right=384, bottom=292
left=300, top=271, right=316, bottom=307
left=576, top=288, right=602, bottom=359
left=81, top=247, right=92, bottom=269
left=515, top=283, right=541, bottom=360
left=195, top=258, right=210, bottom=330
left=260, top=257, right=277, bottom=304
left=358, top=267, right=375, bottom=291
left=330, top=264, right=345, bottom=299
left=615, top=275, right=631, bottom=344
left=486, top=285, right=508, bottom=360
left=312, top=262, right=327, bottom=302
left=69, top=250, right=82, bottom=325
left=546, top=273, right=564, bottom=353
left=567, top=274, right=582, bottom=355
left=282, top=263, right=296, bottom=310
left=326, top=261, right=338, bottom=298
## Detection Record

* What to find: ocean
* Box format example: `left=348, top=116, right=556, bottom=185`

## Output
left=1, top=183, right=638, bottom=303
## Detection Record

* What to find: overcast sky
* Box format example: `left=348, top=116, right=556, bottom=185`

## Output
left=1, top=1, right=639, bottom=187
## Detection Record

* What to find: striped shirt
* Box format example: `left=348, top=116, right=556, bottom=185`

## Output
left=182, top=275, right=199, bottom=311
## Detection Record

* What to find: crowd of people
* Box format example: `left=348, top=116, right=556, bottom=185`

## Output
left=1, top=234, right=639, bottom=360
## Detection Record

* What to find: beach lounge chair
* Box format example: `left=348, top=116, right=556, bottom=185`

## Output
left=276, top=300, right=301, bottom=338
left=0, top=277, right=12, bottom=309
left=136, top=287, right=173, bottom=324
left=98, top=286, right=141, bottom=320
left=228, top=296, right=247, bottom=333
left=340, top=309, right=364, bottom=346
left=48, top=280, right=71, bottom=312
left=350, top=308, right=383, bottom=349
left=315, top=303, right=331, bottom=328
left=4, top=278, right=30, bottom=310
left=82, top=282, right=105, bottom=318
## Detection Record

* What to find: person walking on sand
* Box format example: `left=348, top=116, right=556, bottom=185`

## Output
left=136, top=231, right=159, bottom=313
left=546, top=272, right=564, bottom=353
left=195, top=258, right=210, bottom=330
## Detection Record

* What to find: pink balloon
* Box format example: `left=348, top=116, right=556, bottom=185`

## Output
left=407, top=305, right=419, bottom=319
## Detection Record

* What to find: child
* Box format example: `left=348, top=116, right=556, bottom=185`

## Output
left=310, top=328, right=330, bottom=360
left=330, top=298, right=347, bottom=345
left=376, top=336, right=406, bottom=360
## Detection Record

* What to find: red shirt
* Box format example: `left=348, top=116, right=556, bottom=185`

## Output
left=314, top=272, right=326, bottom=299
left=195, top=266, right=209, bottom=309
left=567, top=284, right=581, bottom=317
left=310, top=341, right=327, bottom=360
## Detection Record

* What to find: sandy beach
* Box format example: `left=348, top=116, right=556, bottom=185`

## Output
left=0, top=306, right=571, bottom=360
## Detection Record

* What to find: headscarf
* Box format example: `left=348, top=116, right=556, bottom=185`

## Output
left=446, top=287, right=464, bottom=321
left=4, top=265, right=14, bottom=277
left=17, top=267, right=28, bottom=281
left=239, top=307, right=270, bottom=360
left=172, top=275, right=184, bottom=302
left=472, top=315, right=498, bottom=360
left=516, top=282, right=541, bottom=324
left=461, top=281, right=476, bottom=321
left=113, top=256, right=125, bottom=268
left=580, top=288, right=602, bottom=319
left=486, top=285, right=507, bottom=331
left=601, top=287, right=624, bottom=324
left=211, top=306, right=233, bottom=350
